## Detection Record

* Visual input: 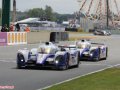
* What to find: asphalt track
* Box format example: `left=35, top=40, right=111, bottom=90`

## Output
left=0, top=35, right=120, bottom=90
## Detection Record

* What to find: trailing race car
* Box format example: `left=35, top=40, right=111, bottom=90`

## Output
left=93, top=30, right=111, bottom=36
left=17, top=42, right=80, bottom=70
left=76, top=39, right=108, bottom=61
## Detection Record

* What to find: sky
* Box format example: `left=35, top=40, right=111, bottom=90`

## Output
left=0, top=0, right=120, bottom=14
left=0, top=0, right=80, bottom=14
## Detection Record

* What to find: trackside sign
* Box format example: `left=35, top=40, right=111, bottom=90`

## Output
left=0, top=32, right=27, bottom=46
left=0, top=32, right=7, bottom=46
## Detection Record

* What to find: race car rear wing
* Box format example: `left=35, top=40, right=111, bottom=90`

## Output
left=91, top=43, right=104, bottom=45
left=58, top=45, right=77, bottom=51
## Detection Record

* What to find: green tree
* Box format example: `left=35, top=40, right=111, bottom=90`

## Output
left=27, top=8, right=45, bottom=18
left=45, top=5, right=53, bottom=21
left=21, top=6, right=74, bottom=23
left=53, top=13, right=74, bottom=23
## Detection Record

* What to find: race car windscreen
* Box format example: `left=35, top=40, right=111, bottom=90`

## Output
left=38, top=47, right=52, bottom=54
left=78, top=44, right=87, bottom=49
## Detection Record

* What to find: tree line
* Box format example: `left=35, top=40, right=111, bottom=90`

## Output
left=18, top=5, right=74, bottom=23
left=0, top=5, right=120, bottom=25
left=0, top=5, right=74, bottom=25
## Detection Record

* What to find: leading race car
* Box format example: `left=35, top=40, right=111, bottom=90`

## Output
left=17, top=42, right=80, bottom=70
left=76, top=39, right=108, bottom=61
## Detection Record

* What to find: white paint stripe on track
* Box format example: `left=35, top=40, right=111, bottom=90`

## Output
left=38, top=64, right=120, bottom=90
left=0, top=60, right=16, bottom=63
left=81, top=64, right=113, bottom=67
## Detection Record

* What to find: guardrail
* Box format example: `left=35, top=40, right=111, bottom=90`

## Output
left=0, top=31, right=68, bottom=45
left=50, top=32, right=69, bottom=42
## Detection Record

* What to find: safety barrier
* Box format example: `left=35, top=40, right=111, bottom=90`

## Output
left=0, top=32, right=27, bottom=46
left=50, top=32, right=69, bottom=42
left=65, top=28, right=78, bottom=32
left=7, top=32, right=27, bottom=45
left=0, top=31, right=69, bottom=45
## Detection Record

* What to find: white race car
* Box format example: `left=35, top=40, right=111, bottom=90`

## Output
left=76, top=39, right=108, bottom=61
left=17, top=42, right=80, bottom=70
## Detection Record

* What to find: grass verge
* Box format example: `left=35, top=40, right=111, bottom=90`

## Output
left=69, top=36, right=97, bottom=41
left=43, top=67, right=120, bottom=90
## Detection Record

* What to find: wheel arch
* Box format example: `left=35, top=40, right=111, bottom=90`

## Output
left=17, top=50, right=29, bottom=62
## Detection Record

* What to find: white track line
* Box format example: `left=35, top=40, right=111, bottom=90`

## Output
left=0, top=60, right=16, bottom=63
left=38, top=64, right=120, bottom=90
left=81, top=64, right=113, bottom=67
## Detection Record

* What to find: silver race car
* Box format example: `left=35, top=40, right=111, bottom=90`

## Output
left=93, top=30, right=111, bottom=36
left=17, top=42, right=80, bottom=70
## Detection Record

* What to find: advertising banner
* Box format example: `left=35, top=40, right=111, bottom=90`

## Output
left=0, top=32, right=7, bottom=46
left=7, top=32, right=27, bottom=45
left=0, top=32, right=27, bottom=46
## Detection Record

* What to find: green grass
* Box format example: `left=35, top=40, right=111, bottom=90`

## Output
left=69, top=36, right=96, bottom=41
left=68, top=31, right=90, bottom=34
left=44, top=67, right=120, bottom=90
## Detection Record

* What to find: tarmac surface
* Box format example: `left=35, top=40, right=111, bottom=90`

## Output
left=0, top=35, right=120, bottom=90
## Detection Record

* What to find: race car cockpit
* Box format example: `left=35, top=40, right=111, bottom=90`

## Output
left=76, top=39, right=91, bottom=49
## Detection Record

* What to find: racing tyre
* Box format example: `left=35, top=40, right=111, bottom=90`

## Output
left=78, top=52, right=81, bottom=61
left=17, top=54, right=25, bottom=69
left=104, top=47, right=108, bottom=60
left=95, top=48, right=100, bottom=61
left=75, top=52, right=80, bottom=68
left=61, top=53, right=69, bottom=70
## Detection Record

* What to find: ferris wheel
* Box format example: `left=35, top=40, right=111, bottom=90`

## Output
left=77, top=0, right=120, bottom=20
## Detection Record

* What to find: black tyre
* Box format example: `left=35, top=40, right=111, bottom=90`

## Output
left=78, top=52, right=81, bottom=61
left=104, top=47, right=108, bottom=60
left=75, top=52, right=80, bottom=68
left=61, top=53, right=69, bottom=70
left=17, top=54, right=25, bottom=69
left=95, top=48, right=100, bottom=61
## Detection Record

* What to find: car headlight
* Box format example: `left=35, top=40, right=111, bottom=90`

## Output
left=21, top=59, right=24, bottom=62
left=90, top=53, right=93, bottom=56
left=55, top=60, right=59, bottom=64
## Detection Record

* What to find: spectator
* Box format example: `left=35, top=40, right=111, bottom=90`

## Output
left=15, top=23, right=20, bottom=31
left=25, top=26, right=30, bottom=32
left=1, top=24, right=9, bottom=32
left=10, top=23, right=14, bottom=32
left=1, top=26, right=5, bottom=32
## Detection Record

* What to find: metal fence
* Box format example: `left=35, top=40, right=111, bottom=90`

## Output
left=30, top=27, right=65, bottom=32
left=80, top=17, right=94, bottom=32
left=105, top=29, right=120, bottom=35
